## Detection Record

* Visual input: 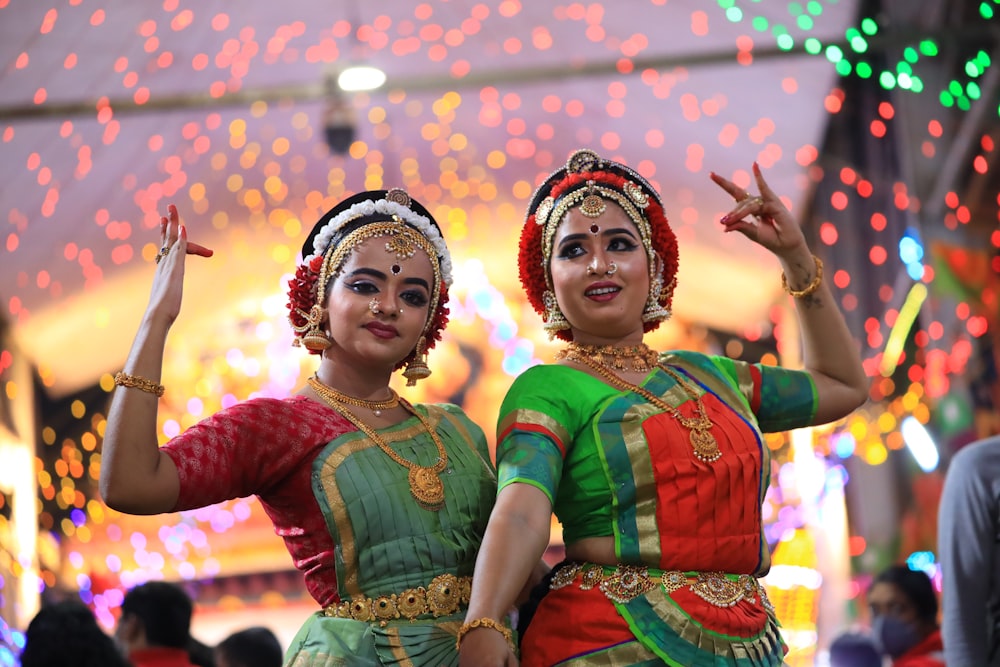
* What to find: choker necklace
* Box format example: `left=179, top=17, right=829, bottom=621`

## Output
left=308, top=375, right=400, bottom=417
left=562, top=350, right=721, bottom=463
left=307, top=376, right=448, bottom=510
left=556, top=342, right=660, bottom=373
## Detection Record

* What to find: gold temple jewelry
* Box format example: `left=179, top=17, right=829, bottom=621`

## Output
left=307, top=376, right=399, bottom=417
left=455, top=617, right=514, bottom=651
left=114, top=372, right=165, bottom=397
left=565, top=351, right=721, bottom=462
left=781, top=254, right=824, bottom=298
left=308, top=376, right=448, bottom=509
left=324, top=573, right=471, bottom=625
left=557, top=342, right=660, bottom=373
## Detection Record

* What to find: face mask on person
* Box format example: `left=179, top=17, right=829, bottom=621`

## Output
left=871, top=614, right=922, bottom=658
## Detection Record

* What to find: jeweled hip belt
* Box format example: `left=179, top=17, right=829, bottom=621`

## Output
left=323, top=573, right=472, bottom=624
left=550, top=562, right=774, bottom=612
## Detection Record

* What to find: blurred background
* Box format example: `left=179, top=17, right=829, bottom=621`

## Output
left=0, top=0, right=997, bottom=664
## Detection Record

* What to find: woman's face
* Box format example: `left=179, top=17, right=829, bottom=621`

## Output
left=323, top=235, right=435, bottom=369
left=549, top=202, right=650, bottom=345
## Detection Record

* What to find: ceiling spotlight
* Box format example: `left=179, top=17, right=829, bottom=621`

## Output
left=337, top=65, right=386, bottom=92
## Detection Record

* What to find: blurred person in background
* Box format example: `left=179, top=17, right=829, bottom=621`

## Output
left=214, top=627, right=283, bottom=667
left=868, top=565, right=944, bottom=667
left=115, top=581, right=198, bottom=667
left=19, top=599, right=131, bottom=667
left=938, top=435, right=1000, bottom=667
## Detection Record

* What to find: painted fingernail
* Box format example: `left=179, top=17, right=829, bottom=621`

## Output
left=720, top=215, right=730, bottom=224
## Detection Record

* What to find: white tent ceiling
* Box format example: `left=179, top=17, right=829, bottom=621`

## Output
left=0, top=0, right=863, bottom=396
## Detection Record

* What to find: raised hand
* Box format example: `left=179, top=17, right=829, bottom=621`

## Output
left=710, top=162, right=808, bottom=260
left=147, top=204, right=214, bottom=325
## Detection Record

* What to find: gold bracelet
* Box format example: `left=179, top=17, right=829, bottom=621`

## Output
left=455, top=617, right=513, bottom=651
left=781, top=254, right=823, bottom=298
left=114, top=372, right=165, bottom=397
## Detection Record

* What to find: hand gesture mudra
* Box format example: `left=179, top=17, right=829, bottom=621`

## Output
left=148, top=203, right=214, bottom=324
left=710, top=162, right=808, bottom=260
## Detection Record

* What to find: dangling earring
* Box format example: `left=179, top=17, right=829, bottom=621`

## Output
left=293, top=304, right=333, bottom=351
left=542, top=290, right=570, bottom=338
left=642, top=271, right=671, bottom=323
left=403, top=336, right=431, bottom=386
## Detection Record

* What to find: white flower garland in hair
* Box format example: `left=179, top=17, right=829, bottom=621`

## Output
left=305, top=198, right=454, bottom=286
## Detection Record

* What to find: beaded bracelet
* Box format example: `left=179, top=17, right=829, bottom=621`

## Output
left=114, top=371, right=165, bottom=397
left=455, top=617, right=513, bottom=651
left=781, top=254, right=823, bottom=298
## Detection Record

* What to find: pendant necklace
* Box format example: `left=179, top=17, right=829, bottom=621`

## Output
left=308, top=376, right=448, bottom=509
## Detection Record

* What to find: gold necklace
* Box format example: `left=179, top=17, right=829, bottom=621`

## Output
left=307, top=377, right=448, bottom=509
left=556, top=342, right=660, bottom=373
left=308, top=375, right=400, bottom=416
left=564, top=352, right=721, bottom=462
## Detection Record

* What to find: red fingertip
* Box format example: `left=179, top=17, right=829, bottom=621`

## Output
left=180, top=224, right=187, bottom=238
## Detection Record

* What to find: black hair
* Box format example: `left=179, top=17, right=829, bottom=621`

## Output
left=120, top=581, right=194, bottom=649
left=828, top=632, right=882, bottom=667
left=215, top=626, right=283, bottom=667
left=20, top=600, right=131, bottom=667
left=872, top=565, right=938, bottom=622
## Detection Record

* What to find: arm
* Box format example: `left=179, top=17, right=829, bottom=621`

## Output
left=99, top=205, right=213, bottom=514
left=459, top=483, right=552, bottom=667
left=711, top=163, right=868, bottom=424
left=938, top=441, right=999, bottom=667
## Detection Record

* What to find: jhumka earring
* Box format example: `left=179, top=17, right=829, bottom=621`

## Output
left=642, top=271, right=672, bottom=323
left=293, top=304, right=333, bottom=351
left=542, top=290, right=570, bottom=337
left=403, top=336, right=432, bottom=386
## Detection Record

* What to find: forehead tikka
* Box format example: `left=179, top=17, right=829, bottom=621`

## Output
left=580, top=181, right=607, bottom=218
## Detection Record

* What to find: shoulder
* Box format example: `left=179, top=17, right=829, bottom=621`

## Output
left=948, top=437, right=1000, bottom=482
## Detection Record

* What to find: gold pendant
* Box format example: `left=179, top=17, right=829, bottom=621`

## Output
left=690, top=428, right=721, bottom=462
left=408, top=467, right=445, bottom=510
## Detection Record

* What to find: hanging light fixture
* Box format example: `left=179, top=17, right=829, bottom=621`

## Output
left=337, top=65, right=386, bottom=92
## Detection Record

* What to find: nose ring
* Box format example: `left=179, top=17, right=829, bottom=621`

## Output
left=607, top=262, right=618, bottom=276
left=369, top=298, right=381, bottom=315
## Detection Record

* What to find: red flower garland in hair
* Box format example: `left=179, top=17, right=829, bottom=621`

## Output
left=518, top=170, right=679, bottom=342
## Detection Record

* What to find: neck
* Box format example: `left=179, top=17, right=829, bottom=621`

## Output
left=570, top=331, right=646, bottom=348
left=314, top=359, right=394, bottom=400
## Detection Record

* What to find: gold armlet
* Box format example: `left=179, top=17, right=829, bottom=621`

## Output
left=114, top=372, right=165, bottom=397
left=455, top=617, right=513, bottom=651
left=781, top=254, right=823, bottom=298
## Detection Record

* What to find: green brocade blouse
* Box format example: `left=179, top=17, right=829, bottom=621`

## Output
left=285, top=403, right=497, bottom=667
left=496, top=350, right=818, bottom=576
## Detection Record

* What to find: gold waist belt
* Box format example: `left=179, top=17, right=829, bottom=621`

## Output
left=324, top=573, right=472, bottom=624
left=550, top=562, right=774, bottom=612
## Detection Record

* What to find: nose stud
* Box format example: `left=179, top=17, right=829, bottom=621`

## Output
left=369, top=298, right=381, bottom=315
left=607, top=262, right=618, bottom=275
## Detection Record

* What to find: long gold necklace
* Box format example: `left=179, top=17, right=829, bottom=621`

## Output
left=307, top=376, right=448, bottom=510
left=556, top=342, right=660, bottom=373
left=308, top=375, right=400, bottom=416
left=564, top=351, right=721, bottom=463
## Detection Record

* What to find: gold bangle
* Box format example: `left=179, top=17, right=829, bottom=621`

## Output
left=781, top=254, right=823, bottom=298
left=114, top=372, right=165, bottom=397
left=455, top=617, right=513, bottom=651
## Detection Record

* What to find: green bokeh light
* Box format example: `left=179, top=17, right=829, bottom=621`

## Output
left=896, top=62, right=913, bottom=75
left=752, top=16, right=770, bottom=31
left=879, top=71, right=897, bottom=89
left=919, top=40, right=939, bottom=56
left=897, top=73, right=913, bottom=89
left=806, top=1, right=824, bottom=15
left=788, top=2, right=804, bottom=16
left=981, top=2, right=995, bottom=19
left=777, top=33, right=795, bottom=50
left=857, top=62, right=874, bottom=78
left=825, top=45, right=844, bottom=62
left=903, top=47, right=919, bottom=64
left=718, top=0, right=737, bottom=8
left=860, top=17, right=879, bottom=35
left=798, top=15, right=814, bottom=30
left=726, top=6, right=743, bottom=21
left=911, top=76, right=924, bottom=93
left=804, top=37, right=823, bottom=55
left=940, top=91, right=955, bottom=107
left=958, top=97, right=972, bottom=111
left=967, top=82, right=982, bottom=99
left=835, top=60, right=853, bottom=76
left=966, top=62, right=982, bottom=77
left=948, top=80, right=964, bottom=96
left=850, top=35, right=869, bottom=53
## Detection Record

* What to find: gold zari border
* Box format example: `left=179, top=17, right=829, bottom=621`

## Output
left=323, top=574, right=471, bottom=625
